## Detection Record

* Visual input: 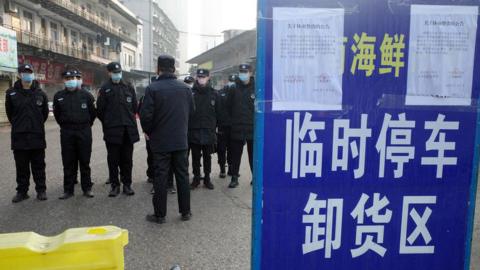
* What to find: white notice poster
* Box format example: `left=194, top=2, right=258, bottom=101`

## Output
left=406, top=5, right=478, bottom=106
left=272, top=8, right=344, bottom=111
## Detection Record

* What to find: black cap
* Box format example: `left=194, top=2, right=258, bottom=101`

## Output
left=107, top=62, right=122, bottom=72
left=196, top=69, right=210, bottom=77
left=73, top=70, right=82, bottom=77
left=239, top=63, right=252, bottom=72
left=184, top=76, right=194, bottom=84
left=62, top=70, right=76, bottom=78
left=228, top=74, right=237, bottom=82
left=157, top=54, right=175, bottom=70
left=18, top=64, right=34, bottom=73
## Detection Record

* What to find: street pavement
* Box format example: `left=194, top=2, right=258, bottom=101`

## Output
left=0, top=119, right=478, bottom=269
left=0, top=120, right=252, bottom=270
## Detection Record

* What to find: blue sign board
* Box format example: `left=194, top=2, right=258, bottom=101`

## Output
left=252, top=0, right=480, bottom=269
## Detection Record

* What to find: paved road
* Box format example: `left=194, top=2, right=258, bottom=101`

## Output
left=0, top=119, right=478, bottom=269
left=0, top=120, right=252, bottom=269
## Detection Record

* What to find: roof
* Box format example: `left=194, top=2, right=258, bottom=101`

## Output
left=112, top=0, right=142, bottom=25
left=187, top=29, right=256, bottom=64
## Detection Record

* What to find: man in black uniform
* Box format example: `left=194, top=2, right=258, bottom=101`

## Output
left=140, top=55, right=193, bottom=224
left=138, top=95, right=176, bottom=195
left=5, top=64, right=49, bottom=202
left=216, top=74, right=236, bottom=178
left=227, top=64, right=255, bottom=188
left=97, top=62, right=139, bottom=197
left=53, top=70, right=96, bottom=199
left=189, top=69, right=218, bottom=190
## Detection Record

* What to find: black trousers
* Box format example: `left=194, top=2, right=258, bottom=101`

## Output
left=190, top=143, right=214, bottom=178
left=152, top=150, right=190, bottom=217
left=61, top=128, right=93, bottom=193
left=147, top=140, right=174, bottom=187
left=217, top=126, right=232, bottom=171
left=13, top=149, right=47, bottom=194
left=230, top=139, right=254, bottom=177
left=106, top=133, right=134, bottom=187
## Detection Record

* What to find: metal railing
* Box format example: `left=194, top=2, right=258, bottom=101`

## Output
left=3, top=24, right=113, bottom=64
left=43, top=0, right=137, bottom=44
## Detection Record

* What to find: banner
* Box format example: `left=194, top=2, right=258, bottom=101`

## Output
left=0, top=26, right=18, bottom=72
left=253, top=1, right=480, bottom=269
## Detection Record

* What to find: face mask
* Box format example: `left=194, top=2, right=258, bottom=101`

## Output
left=239, top=73, right=250, bottom=83
left=65, top=80, right=77, bottom=90
left=227, top=82, right=235, bottom=87
left=77, top=79, right=83, bottom=88
left=111, top=72, right=122, bottom=82
left=21, top=73, right=34, bottom=83
left=197, top=78, right=208, bottom=86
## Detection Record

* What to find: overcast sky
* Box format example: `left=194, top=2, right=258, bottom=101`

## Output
left=156, top=0, right=257, bottom=70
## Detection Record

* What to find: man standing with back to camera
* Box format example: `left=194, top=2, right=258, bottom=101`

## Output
left=140, top=55, right=193, bottom=224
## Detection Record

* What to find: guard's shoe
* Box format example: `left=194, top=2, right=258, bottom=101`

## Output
left=167, top=186, right=177, bottom=194
left=146, top=214, right=166, bottom=224
left=123, top=186, right=135, bottom=196
left=83, top=190, right=94, bottom=198
left=204, top=177, right=215, bottom=190
left=181, top=212, right=192, bottom=221
left=228, top=176, right=239, bottom=188
left=12, top=193, right=29, bottom=203
left=59, top=193, right=74, bottom=200
left=190, top=177, right=201, bottom=189
left=37, top=192, right=48, bottom=201
left=108, top=186, right=120, bottom=197
left=219, top=172, right=227, bottom=178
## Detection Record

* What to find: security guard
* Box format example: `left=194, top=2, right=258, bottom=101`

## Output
left=216, top=74, right=236, bottom=178
left=53, top=70, right=96, bottom=199
left=5, top=64, right=49, bottom=203
left=140, top=54, right=193, bottom=224
left=227, top=64, right=255, bottom=188
left=189, top=68, right=218, bottom=190
left=138, top=95, right=176, bottom=195
left=97, top=62, right=139, bottom=197
left=183, top=76, right=194, bottom=88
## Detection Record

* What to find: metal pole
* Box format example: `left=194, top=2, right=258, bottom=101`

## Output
left=149, top=0, right=152, bottom=81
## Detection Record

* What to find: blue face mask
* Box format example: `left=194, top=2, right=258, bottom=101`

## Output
left=77, top=79, right=83, bottom=88
left=111, top=72, right=122, bottom=82
left=21, top=73, right=34, bottom=83
left=239, top=73, right=250, bottom=83
left=65, top=80, right=77, bottom=90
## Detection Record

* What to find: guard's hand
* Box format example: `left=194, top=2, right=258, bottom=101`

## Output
left=144, top=133, right=150, bottom=140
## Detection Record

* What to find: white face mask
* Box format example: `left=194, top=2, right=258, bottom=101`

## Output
left=197, top=77, right=208, bottom=86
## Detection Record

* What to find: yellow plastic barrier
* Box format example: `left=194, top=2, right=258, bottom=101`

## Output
left=0, top=226, right=128, bottom=270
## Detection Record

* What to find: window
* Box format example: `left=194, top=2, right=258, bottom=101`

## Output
left=50, top=22, right=59, bottom=41
left=22, top=10, right=34, bottom=32
left=71, top=31, right=78, bottom=46
left=41, top=18, right=46, bottom=35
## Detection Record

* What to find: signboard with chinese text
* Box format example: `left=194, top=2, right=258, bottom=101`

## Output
left=17, top=56, right=94, bottom=85
left=0, top=26, right=18, bottom=72
left=252, top=1, right=480, bottom=269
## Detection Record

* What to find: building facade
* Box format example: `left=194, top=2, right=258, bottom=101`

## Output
left=121, top=0, right=178, bottom=73
left=0, top=0, right=142, bottom=102
left=187, top=29, right=256, bottom=89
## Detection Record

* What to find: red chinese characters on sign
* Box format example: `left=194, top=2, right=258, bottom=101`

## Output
left=0, top=38, right=8, bottom=52
left=17, top=56, right=93, bottom=85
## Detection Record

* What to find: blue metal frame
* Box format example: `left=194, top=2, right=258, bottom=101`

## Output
left=464, top=104, right=480, bottom=270
left=251, top=0, right=267, bottom=269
